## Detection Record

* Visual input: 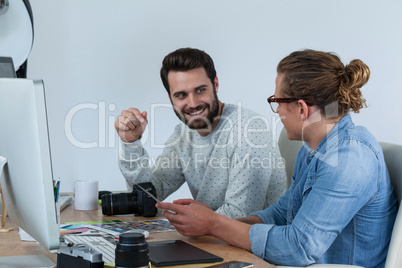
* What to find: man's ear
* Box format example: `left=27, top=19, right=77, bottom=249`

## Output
left=214, top=76, right=219, bottom=93
left=298, top=100, right=310, bottom=121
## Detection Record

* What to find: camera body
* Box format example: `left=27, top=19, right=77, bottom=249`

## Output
left=57, top=244, right=104, bottom=268
left=132, top=182, right=158, bottom=217
left=101, top=182, right=157, bottom=217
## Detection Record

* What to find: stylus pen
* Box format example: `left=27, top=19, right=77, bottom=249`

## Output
left=134, top=183, right=176, bottom=214
left=134, top=183, right=161, bottom=203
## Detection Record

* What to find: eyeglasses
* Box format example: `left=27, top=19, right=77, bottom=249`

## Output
left=267, top=95, right=299, bottom=113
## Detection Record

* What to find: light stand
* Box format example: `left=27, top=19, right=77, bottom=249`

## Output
left=0, top=0, right=34, bottom=232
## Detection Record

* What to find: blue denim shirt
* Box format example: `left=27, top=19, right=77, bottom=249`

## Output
left=249, top=115, right=397, bottom=267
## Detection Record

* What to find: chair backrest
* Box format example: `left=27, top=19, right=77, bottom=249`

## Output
left=381, top=142, right=402, bottom=268
left=276, top=138, right=402, bottom=268
left=278, top=128, right=303, bottom=187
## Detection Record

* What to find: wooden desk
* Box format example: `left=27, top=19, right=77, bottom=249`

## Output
left=0, top=204, right=274, bottom=268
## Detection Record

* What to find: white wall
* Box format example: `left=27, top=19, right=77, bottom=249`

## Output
left=27, top=0, right=402, bottom=197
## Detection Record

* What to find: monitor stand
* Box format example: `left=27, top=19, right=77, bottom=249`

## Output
left=0, top=156, right=12, bottom=233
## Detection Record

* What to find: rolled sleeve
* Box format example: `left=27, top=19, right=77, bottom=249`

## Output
left=250, top=223, right=274, bottom=259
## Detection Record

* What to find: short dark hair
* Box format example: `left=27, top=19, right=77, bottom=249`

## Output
left=160, top=48, right=217, bottom=94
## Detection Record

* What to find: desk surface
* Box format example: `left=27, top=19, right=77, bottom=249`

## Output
left=0, top=204, right=274, bottom=268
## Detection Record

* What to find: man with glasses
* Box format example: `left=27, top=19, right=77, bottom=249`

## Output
left=157, top=49, right=397, bottom=267
left=267, top=95, right=299, bottom=113
left=115, top=48, right=287, bottom=219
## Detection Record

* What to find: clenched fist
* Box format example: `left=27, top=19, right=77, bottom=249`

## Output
left=115, top=108, right=148, bottom=143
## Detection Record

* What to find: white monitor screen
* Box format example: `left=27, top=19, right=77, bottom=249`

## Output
left=0, top=78, right=59, bottom=250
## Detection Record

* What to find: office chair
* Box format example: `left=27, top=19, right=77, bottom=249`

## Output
left=380, top=141, right=402, bottom=268
left=276, top=129, right=402, bottom=268
left=278, top=128, right=303, bottom=187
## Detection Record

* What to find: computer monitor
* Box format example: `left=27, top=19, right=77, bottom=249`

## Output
left=0, top=78, right=59, bottom=250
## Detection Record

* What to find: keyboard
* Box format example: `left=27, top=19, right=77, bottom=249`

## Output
left=63, top=234, right=116, bottom=264
left=58, top=194, right=73, bottom=211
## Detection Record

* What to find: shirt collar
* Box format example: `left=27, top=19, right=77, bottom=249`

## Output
left=304, top=114, right=354, bottom=160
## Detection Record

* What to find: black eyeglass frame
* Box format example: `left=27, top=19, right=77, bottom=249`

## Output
left=267, top=95, right=299, bottom=113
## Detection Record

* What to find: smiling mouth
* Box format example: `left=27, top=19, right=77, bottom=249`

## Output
left=188, top=107, right=206, bottom=116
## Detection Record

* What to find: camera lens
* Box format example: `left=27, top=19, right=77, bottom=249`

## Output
left=100, top=182, right=158, bottom=217
left=101, top=192, right=139, bottom=216
left=115, top=233, right=149, bottom=268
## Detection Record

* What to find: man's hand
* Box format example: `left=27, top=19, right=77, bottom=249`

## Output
left=156, top=201, right=217, bottom=237
left=157, top=201, right=253, bottom=252
left=172, top=198, right=211, bottom=209
left=115, top=108, right=148, bottom=143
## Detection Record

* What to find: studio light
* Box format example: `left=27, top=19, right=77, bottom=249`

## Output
left=0, top=0, right=34, bottom=78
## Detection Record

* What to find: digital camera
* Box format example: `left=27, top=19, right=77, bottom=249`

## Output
left=101, top=182, right=158, bottom=217
left=57, top=244, right=104, bottom=268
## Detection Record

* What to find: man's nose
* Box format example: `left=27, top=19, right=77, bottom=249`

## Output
left=187, top=94, right=199, bottom=108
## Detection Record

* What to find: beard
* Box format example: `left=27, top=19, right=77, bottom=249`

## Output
left=173, top=90, right=220, bottom=130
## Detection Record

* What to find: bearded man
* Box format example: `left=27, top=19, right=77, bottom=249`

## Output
left=115, top=48, right=286, bottom=218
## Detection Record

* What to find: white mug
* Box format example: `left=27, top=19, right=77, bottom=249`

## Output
left=74, top=180, right=99, bottom=210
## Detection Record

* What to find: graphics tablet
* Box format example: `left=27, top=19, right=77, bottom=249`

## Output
left=148, top=240, right=223, bottom=266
